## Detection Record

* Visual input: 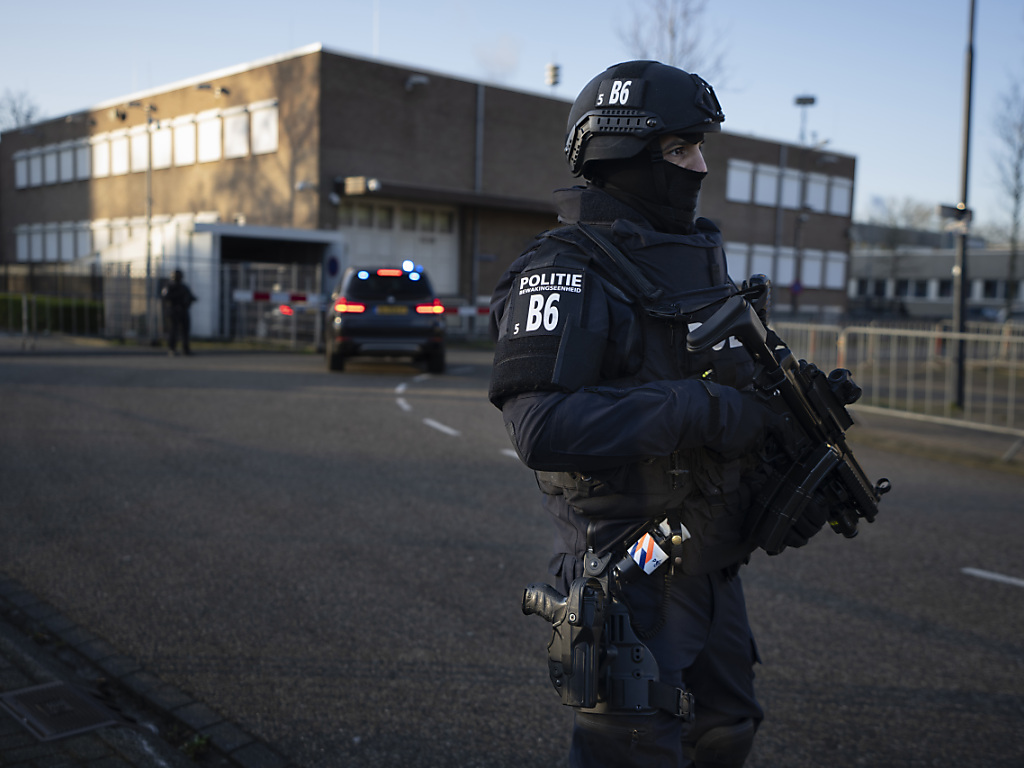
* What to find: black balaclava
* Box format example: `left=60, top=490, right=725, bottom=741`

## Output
left=589, top=137, right=705, bottom=234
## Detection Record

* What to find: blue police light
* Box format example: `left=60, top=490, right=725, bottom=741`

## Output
left=357, top=270, right=370, bottom=280
left=409, top=272, right=421, bottom=281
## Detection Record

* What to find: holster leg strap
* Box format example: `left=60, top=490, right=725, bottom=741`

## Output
left=648, top=680, right=695, bottom=721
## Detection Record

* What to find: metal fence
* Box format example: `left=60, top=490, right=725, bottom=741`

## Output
left=5, top=258, right=1024, bottom=455
left=2, top=262, right=164, bottom=342
left=775, top=320, right=1024, bottom=457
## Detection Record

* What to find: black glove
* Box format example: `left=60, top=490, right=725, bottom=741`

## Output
left=706, top=387, right=787, bottom=461
left=782, top=493, right=829, bottom=548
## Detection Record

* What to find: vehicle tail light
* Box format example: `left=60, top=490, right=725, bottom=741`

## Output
left=416, top=299, right=445, bottom=314
left=278, top=304, right=294, bottom=316
left=334, top=299, right=366, bottom=313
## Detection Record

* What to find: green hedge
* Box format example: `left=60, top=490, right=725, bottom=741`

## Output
left=0, top=294, right=104, bottom=335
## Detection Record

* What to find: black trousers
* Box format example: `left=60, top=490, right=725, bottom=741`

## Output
left=568, top=569, right=762, bottom=768
left=167, top=309, right=191, bottom=353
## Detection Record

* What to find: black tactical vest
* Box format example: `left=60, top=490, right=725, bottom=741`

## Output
left=498, top=217, right=762, bottom=575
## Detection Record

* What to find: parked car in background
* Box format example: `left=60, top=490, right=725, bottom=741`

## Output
left=325, top=263, right=446, bottom=373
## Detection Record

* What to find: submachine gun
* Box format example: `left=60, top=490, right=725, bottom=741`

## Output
left=687, top=277, right=891, bottom=554
left=520, top=277, right=891, bottom=716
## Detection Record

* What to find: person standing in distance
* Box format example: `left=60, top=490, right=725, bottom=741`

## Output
left=161, top=269, right=196, bottom=356
left=489, top=61, right=823, bottom=767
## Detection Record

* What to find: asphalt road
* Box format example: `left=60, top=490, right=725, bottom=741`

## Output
left=1, top=343, right=1022, bottom=767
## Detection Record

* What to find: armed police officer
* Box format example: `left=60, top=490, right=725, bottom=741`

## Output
left=161, top=269, right=196, bottom=356
left=488, top=61, right=829, bottom=768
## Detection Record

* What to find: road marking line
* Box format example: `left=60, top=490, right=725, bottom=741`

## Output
left=413, top=374, right=431, bottom=383
left=962, top=567, right=1024, bottom=589
left=424, top=418, right=460, bottom=437
left=396, top=398, right=412, bottom=412
left=395, top=383, right=407, bottom=394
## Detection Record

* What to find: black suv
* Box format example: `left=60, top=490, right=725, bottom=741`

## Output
left=325, top=265, right=446, bottom=373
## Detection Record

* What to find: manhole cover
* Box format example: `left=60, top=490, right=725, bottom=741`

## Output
left=0, top=681, right=125, bottom=741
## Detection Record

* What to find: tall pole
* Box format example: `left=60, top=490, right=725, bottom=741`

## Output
left=145, top=109, right=154, bottom=344
left=952, top=0, right=976, bottom=409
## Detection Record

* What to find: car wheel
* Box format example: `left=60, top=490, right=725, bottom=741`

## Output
left=426, top=347, right=446, bottom=374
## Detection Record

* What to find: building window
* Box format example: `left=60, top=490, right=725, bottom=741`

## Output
left=250, top=100, right=278, bottom=155
left=805, top=172, right=828, bottom=212
left=354, top=204, right=373, bottom=228
left=76, top=223, right=92, bottom=259
left=871, top=279, right=886, bottom=298
left=223, top=107, right=249, bottom=159
left=913, top=280, right=928, bottom=298
left=44, top=148, right=59, bottom=185
left=377, top=206, right=394, bottom=229
left=75, top=140, right=91, bottom=180
left=110, top=131, right=130, bottom=176
left=781, top=169, right=802, bottom=209
left=197, top=111, right=222, bottom=163
left=44, top=224, right=59, bottom=262
left=983, top=279, right=1001, bottom=299
left=59, top=143, right=75, bottom=183
left=130, top=126, right=149, bottom=173
left=800, top=249, right=824, bottom=289
left=16, top=228, right=29, bottom=261
left=750, top=244, right=775, bottom=281
left=829, top=177, right=853, bottom=216
left=92, top=136, right=110, bottom=178
left=14, top=153, right=28, bottom=188
left=60, top=222, right=75, bottom=262
left=824, top=251, right=847, bottom=289
left=725, top=242, right=750, bottom=283
left=28, top=151, right=43, bottom=186
left=418, top=210, right=436, bottom=231
left=438, top=211, right=455, bottom=233
left=92, top=221, right=111, bottom=252
left=337, top=202, right=353, bottom=227
left=30, top=225, right=43, bottom=261
left=895, top=279, right=910, bottom=297
left=174, top=116, right=196, bottom=166
left=938, top=279, right=953, bottom=298
left=753, top=164, right=778, bottom=207
left=400, top=209, right=416, bottom=231
left=152, top=123, right=172, bottom=169
left=725, top=159, right=753, bottom=203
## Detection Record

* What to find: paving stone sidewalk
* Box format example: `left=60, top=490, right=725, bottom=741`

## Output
left=0, top=576, right=291, bottom=768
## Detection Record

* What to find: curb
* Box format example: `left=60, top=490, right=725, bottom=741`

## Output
left=0, top=575, right=292, bottom=767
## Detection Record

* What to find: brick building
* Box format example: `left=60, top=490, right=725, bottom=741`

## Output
left=0, top=44, right=858, bottom=338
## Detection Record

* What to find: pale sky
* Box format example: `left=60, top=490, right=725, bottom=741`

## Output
left=3, top=0, right=1022, bottom=230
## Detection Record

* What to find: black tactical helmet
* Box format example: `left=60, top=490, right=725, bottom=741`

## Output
left=565, top=60, right=724, bottom=178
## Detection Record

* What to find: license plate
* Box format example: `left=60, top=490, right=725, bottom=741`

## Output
left=375, top=305, right=408, bottom=315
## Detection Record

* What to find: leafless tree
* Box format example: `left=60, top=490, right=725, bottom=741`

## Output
left=993, top=79, right=1024, bottom=313
left=619, top=0, right=727, bottom=85
left=0, top=89, right=42, bottom=132
left=868, top=195, right=937, bottom=234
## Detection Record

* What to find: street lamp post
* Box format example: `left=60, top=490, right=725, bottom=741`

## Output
left=128, top=84, right=228, bottom=345
left=952, top=0, right=976, bottom=410
left=127, top=100, right=158, bottom=344
left=795, top=95, right=816, bottom=145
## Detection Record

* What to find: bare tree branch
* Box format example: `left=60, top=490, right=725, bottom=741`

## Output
left=619, top=0, right=727, bottom=85
left=0, top=89, right=42, bottom=132
left=992, top=78, right=1024, bottom=309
